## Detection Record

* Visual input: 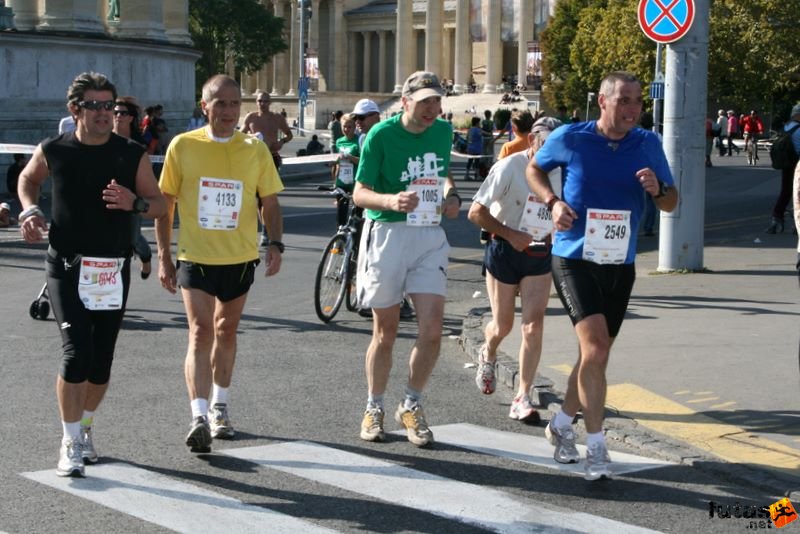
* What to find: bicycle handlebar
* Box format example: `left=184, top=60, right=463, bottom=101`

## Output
left=317, top=185, right=352, bottom=199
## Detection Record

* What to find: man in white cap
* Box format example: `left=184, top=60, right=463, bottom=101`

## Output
left=0, top=202, right=15, bottom=227
left=354, top=71, right=461, bottom=447
left=351, top=98, right=381, bottom=146
left=468, top=116, right=562, bottom=424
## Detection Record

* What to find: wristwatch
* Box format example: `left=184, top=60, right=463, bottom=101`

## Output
left=268, top=240, right=285, bottom=253
left=655, top=181, right=669, bottom=199
left=132, top=196, right=149, bottom=214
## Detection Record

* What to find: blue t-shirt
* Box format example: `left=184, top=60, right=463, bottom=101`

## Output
left=467, top=126, right=483, bottom=155
left=534, top=121, right=674, bottom=264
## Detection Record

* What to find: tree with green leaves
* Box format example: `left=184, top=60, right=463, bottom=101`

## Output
left=189, top=0, right=287, bottom=96
left=541, top=0, right=800, bottom=121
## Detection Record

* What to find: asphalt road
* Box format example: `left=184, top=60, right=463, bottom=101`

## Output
left=0, top=157, right=795, bottom=533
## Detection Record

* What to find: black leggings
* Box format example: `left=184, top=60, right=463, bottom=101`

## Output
left=45, top=251, right=131, bottom=384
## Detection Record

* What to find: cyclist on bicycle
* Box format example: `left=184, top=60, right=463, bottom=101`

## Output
left=333, top=113, right=361, bottom=226
left=741, top=110, right=764, bottom=155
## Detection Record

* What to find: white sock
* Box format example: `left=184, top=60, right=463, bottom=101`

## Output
left=190, top=398, right=209, bottom=418
left=62, top=421, right=81, bottom=442
left=80, top=410, right=95, bottom=427
left=211, top=384, right=229, bottom=405
left=553, top=409, right=574, bottom=429
left=586, top=431, right=605, bottom=448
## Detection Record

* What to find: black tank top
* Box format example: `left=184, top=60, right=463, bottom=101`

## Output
left=43, top=132, right=145, bottom=257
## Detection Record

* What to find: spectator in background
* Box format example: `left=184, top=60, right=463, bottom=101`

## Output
left=715, top=109, right=727, bottom=157
left=726, top=110, right=740, bottom=156
left=556, top=105, right=570, bottom=124
left=58, top=115, right=76, bottom=135
left=498, top=110, right=534, bottom=160
left=705, top=116, right=714, bottom=168
left=328, top=111, right=344, bottom=153
left=766, top=104, right=800, bottom=234
left=187, top=106, right=206, bottom=131
left=306, top=134, right=325, bottom=155
left=0, top=202, right=16, bottom=227
left=6, top=153, right=27, bottom=202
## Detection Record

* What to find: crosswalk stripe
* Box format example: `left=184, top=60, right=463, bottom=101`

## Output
left=407, top=423, right=672, bottom=476
left=223, top=440, right=658, bottom=533
left=21, top=463, right=337, bottom=534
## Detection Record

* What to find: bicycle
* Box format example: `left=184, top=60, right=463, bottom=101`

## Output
left=314, top=186, right=363, bottom=323
left=744, top=131, right=760, bottom=166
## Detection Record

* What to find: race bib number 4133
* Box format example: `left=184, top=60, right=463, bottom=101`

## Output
left=198, top=177, right=244, bottom=230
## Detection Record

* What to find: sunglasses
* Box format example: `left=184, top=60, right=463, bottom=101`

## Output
left=354, top=112, right=378, bottom=121
left=79, top=100, right=115, bottom=111
left=113, top=109, right=130, bottom=117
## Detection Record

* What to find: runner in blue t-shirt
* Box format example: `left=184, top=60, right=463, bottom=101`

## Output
left=525, top=71, right=679, bottom=481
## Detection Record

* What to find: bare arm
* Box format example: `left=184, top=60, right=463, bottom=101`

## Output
left=467, top=202, right=531, bottom=252
left=260, top=194, right=283, bottom=276
left=526, top=155, right=577, bottom=231
left=155, top=193, right=177, bottom=294
left=17, top=145, right=50, bottom=243
left=278, top=116, right=293, bottom=144
left=353, top=182, right=419, bottom=213
left=241, top=113, right=255, bottom=134
left=101, top=154, right=166, bottom=218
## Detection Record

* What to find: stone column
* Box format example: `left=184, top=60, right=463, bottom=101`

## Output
left=38, top=0, right=105, bottom=34
left=483, top=0, right=502, bottom=93
left=378, top=30, right=389, bottom=93
left=441, top=27, right=453, bottom=80
left=424, top=0, right=443, bottom=76
left=346, top=31, right=357, bottom=92
left=517, top=0, right=533, bottom=90
left=452, top=0, right=471, bottom=93
left=393, top=0, right=413, bottom=93
left=6, top=0, right=39, bottom=31
left=333, top=0, right=347, bottom=91
left=164, top=0, right=192, bottom=45
left=286, top=0, right=298, bottom=96
left=310, top=0, right=320, bottom=50
left=272, top=0, right=287, bottom=95
left=362, top=31, right=372, bottom=92
left=114, top=0, right=166, bottom=41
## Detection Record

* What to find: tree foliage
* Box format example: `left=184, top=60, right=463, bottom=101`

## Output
left=541, top=0, right=800, bottom=120
left=189, top=0, right=287, bottom=94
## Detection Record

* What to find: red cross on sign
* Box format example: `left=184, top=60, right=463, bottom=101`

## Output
left=638, top=0, right=695, bottom=44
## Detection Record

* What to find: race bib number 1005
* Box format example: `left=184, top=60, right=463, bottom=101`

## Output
left=406, top=176, right=444, bottom=226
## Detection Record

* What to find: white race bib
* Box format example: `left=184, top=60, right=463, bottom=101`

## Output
left=78, top=256, right=125, bottom=310
left=519, top=194, right=553, bottom=243
left=198, top=177, right=244, bottom=230
left=582, top=208, right=631, bottom=264
left=406, top=176, right=444, bottom=226
left=337, top=161, right=354, bottom=185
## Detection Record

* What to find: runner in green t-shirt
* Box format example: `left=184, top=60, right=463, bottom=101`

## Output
left=353, top=71, right=461, bottom=448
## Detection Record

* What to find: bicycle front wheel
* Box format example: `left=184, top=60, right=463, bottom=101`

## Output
left=314, top=234, right=349, bottom=323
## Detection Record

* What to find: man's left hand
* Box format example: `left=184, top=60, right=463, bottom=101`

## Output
left=265, top=247, right=282, bottom=276
left=636, top=168, right=660, bottom=197
left=102, top=179, right=135, bottom=211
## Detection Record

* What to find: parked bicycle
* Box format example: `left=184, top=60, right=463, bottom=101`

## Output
left=314, top=186, right=363, bottom=323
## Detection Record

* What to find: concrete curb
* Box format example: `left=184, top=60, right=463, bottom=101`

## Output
left=460, top=306, right=800, bottom=495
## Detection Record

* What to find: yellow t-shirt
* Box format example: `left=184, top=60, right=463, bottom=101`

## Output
left=159, top=128, right=284, bottom=265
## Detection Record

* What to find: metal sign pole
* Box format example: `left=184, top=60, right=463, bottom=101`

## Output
left=298, top=0, right=306, bottom=136
left=653, top=43, right=663, bottom=133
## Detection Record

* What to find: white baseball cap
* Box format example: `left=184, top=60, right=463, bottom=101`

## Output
left=352, top=99, right=380, bottom=116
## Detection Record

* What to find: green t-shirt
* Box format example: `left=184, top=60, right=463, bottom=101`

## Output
left=355, top=115, right=452, bottom=223
left=334, top=135, right=360, bottom=190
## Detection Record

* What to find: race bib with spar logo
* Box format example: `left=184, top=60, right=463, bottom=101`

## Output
left=78, top=256, right=125, bottom=310
left=582, top=208, right=631, bottom=264
left=198, top=177, right=243, bottom=230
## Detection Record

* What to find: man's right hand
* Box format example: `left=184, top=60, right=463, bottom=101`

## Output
left=159, top=257, right=177, bottom=294
left=20, top=214, right=47, bottom=243
left=391, top=191, right=419, bottom=213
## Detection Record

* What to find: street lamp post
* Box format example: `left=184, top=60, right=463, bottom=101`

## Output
left=585, top=92, right=595, bottom=121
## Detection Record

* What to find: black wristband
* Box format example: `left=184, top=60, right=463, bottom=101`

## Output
left=546, top=196, right=560, bottom=211
left=655, top=180, right=669, bottom=199
left=268, top=240, right=285, bottom=253
left=446, top=192, right=462, bottom=206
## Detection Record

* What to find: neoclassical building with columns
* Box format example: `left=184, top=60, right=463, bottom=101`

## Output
left=0, top=0, right=198, bottom=154
left=242, top=0, right=556, bottom=110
